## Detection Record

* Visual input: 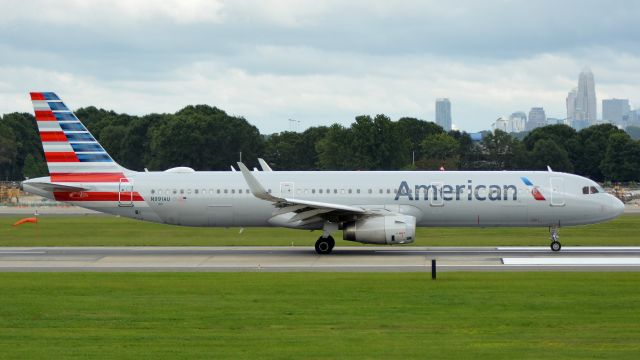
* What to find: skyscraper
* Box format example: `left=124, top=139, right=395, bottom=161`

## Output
left=435, top=98, right=451, bottom=131
left=602, top=98, right=631, bottom=126
left=526, top=107, right=546, bottom=131
left=566, top=88, right=577, bottom=124
left=574, top=68, right=597, bottom=127
left=508, top=111, right=527, bottom=133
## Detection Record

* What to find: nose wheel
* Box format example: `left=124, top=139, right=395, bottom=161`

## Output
left=549, top=226, right=561, bottom=252
left=315, top=236, right=335, bottom=255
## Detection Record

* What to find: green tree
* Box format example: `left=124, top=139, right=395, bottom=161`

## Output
left=22, top=153, right=47, bottom=179
left=0, top=123, right=18, bottom=180
left=574, top=124, right=625, bottom=181
left=529, top=139, right=573, bottom=172
left=600, top=132, right=640, bottom=182
left=316, top=124, right=354, bottom=170
left=481, top=130, right=527, bottom=169
left=417, top=133, right=459, bottom=170
left=625, top=126, right=640, bottom=140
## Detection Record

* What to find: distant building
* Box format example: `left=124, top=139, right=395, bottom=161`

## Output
left=492, top=117, right=508, bottom=132
left=526, top=107, right=547, bottom=131
left=435, top=98, right=452, bottom=131
left=566, top=88, right=577, bottom=124
left=547, top=118, right=566, bottom=126
left=602, top=98, right=631, bottom=126
left=628, top=109, right=640, bottom=128
left=574, top=68, right=597, bottom=127
left=508, top=111, right=527, bottom=132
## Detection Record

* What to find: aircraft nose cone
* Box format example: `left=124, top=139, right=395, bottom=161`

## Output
left=612, top=196, right=625, bottom=217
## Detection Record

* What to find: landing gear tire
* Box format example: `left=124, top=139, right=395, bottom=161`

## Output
left=549, top=225, right=561, bottom=252
left=315, top=236, right=335, bottom=255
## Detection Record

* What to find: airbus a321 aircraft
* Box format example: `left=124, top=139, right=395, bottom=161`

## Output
left=22, top=92, right=625, bottom=254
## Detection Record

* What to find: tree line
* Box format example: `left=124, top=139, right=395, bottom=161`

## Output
left=1, top=105, right=640, bottom=182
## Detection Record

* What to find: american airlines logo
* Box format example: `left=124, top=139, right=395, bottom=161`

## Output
left=394, top=177, right=546, bottom=202
left=394, top=180, right=518, bottom=202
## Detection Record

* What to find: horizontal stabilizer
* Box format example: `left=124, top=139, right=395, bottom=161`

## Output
left=24, top=182, right=89, bottom=192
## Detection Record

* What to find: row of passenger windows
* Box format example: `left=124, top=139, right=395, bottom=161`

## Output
left=151, top=188, right=254, bottom=195
left=149, top=188, right=509, bottom=196
left=150, top=186, right=604, bottom=196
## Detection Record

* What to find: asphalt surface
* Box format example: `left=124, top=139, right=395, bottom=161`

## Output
left=1, top=246, right=640, bottom=272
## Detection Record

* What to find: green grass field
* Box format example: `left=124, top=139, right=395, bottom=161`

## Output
left=1, top=214, right=639, bottom=247
left=0, top=272, right=639, bottom=359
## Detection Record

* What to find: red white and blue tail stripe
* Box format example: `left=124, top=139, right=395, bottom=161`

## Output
left=30, top=92, right=128, bottom=183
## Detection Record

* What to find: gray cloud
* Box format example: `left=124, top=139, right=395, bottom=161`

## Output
left=1, top=0, right=639, bottom=133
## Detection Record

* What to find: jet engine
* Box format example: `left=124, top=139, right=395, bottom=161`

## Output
left=343, top=215, right=416, bottom=245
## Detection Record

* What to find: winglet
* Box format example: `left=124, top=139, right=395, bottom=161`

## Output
left=237, top=162, right=279, bottom=201
left=258, top=158, right=273, bottom=172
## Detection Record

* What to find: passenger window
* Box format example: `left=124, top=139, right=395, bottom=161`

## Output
left=357, top=189, right=360, bottom=194
left=387, top=189, right=390, bottom=194
left=180, top=189, right=184, bottom=194
left=319, top=189, right=323, bottom=194
left=326, top=189, right=330, bottom=194
left=379, top=189, right=383, bottom=194
left=268, top=189, right=272, bottom=193
left=231, top=189, right=235, bottom=194
left=334, top=189, right=337, bottom=194
left=239, top=189, right=243, bottom=194
left=151, top=189, right=155, bottom=194
left=224, top=189, right=228, bottom=194
left=194, top=189, right=199, bottom=194
left=312, top=189, right=315, bottom=194
left=348, top=189, right=352, bottom=194
left=217, top=189, right=221, bottom=194
left=209, top=189, right=214, bottom=195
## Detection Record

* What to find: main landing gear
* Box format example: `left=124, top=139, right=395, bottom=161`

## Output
left=549, top=226, right=561, bottom=252
left=315, top=235, right=335, bottom=255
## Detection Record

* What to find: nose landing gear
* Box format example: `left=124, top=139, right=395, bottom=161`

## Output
left=549, top=226, right=561, bottom=252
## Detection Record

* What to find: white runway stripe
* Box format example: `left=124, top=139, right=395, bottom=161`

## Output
left=502, top=257, right=640, bottom=265
left=497, top=247, right=640, bottom=251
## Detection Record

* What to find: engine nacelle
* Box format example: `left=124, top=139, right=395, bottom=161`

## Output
left=343, top=215, right=416, bottom=245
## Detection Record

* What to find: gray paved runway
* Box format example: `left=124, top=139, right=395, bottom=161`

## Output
left=1, top=246, right=640, bottom=272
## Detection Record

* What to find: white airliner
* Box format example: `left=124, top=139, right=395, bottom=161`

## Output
left=23, top=92, right=624, bottom=254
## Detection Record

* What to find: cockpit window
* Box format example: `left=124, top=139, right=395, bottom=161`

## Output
left=583, top=186, right=600, bottom=195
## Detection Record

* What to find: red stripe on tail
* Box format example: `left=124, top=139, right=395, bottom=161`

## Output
left=35, top=110, right=56, bottom=121
left=45, top=152, right=79, bottom=162
left=40, top=131, right=68, bottom=142
left=30, top=92, right=45, bottom=100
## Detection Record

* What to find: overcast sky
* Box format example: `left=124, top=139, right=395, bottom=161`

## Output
left=1, top=0, right=639, bottom=133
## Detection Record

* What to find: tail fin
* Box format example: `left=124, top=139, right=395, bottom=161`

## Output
left=30, top=92, right=128, bottom=182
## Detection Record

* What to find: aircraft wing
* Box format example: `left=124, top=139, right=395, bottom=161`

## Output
left=237, top=162, right=366, bottom=221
